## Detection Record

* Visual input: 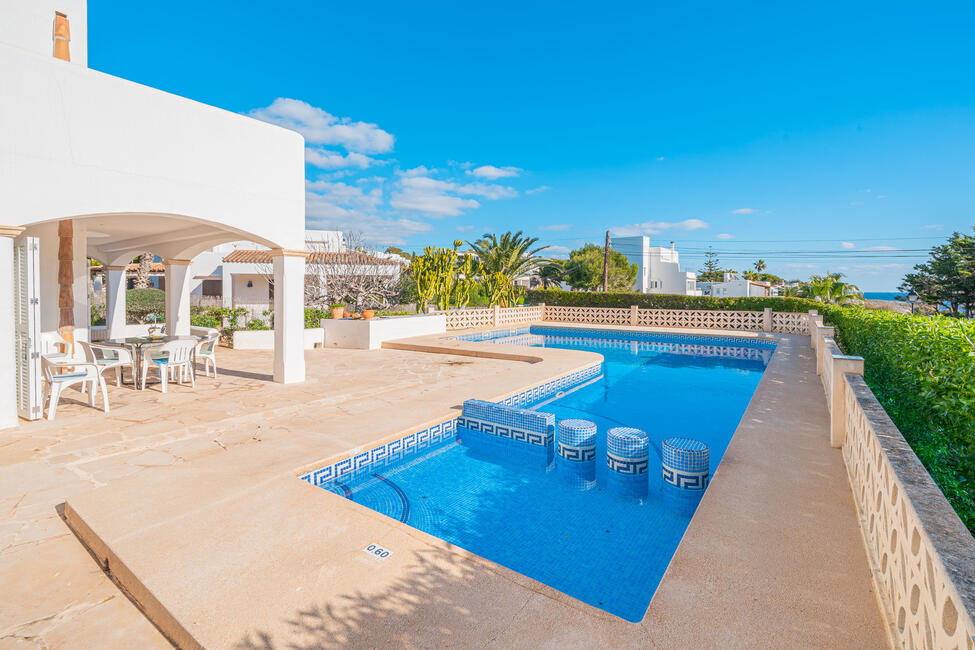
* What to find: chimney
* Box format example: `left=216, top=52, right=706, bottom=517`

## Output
left=669, top=241, right=675, bottom=251
left=54, top=12, right=71, bottom=61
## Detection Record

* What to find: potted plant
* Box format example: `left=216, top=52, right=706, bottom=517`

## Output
left=330, top=303, right=345, bottom=320
left=362, top=309, right=375, bottom=320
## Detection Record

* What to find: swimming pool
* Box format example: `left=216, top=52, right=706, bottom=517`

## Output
left=310, top=327, right=775, bottom=621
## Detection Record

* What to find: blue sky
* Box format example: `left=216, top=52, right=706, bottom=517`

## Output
left=89, top=1, right=975, bottom=290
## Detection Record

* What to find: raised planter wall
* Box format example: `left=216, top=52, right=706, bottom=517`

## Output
left=811, top=320, right=975, bottom=649
left=322, top=314, right=446, bottom=350
left=232, top=328, right=324, bottom=350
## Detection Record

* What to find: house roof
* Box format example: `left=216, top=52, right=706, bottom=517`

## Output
left=89, top=262, right=166, bottom=273
left=222, top=249, right=402, bottom=266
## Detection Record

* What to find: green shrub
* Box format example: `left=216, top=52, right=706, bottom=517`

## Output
left=126, top=288, right=166, bottom=324
left=305, top=308, right=329, bottom=327
left=524, top=288, right=821, bottom=313
left=246, top=318, right=269, bottom=330
left=90, top=303, right=106, bottom=326
left=190, top=306, right=222, bottom=329
left=821, top=307, right=975, bottom=534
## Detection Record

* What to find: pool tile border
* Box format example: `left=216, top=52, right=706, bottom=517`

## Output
left=300, top=362, right=602, bottom=488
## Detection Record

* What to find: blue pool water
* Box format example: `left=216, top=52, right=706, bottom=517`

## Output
left=324, top=327, right=774, bottom=621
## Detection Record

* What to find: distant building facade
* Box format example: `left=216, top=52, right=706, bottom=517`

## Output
left=702, top=272, right=776, bottom=298
left=609, top=236, right=701, bottom=295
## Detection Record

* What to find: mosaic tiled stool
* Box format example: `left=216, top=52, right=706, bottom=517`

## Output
left=606, top=427, right=650, bottom=498
left=661, top=437, right=710, bottom=516
left=556, top=419, right=597, bottom=487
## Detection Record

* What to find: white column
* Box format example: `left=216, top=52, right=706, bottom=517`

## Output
left=272, top=250, right=306, bottom=384
left=0, top=227, right=25, bottom=430
left=164, top=259, right=192, bottom=336
left=105, top=266, right=127, bottom=340
left=221, top=267, right=233, bottom=309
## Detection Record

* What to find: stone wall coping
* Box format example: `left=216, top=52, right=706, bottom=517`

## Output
left=846, top=373, right=975, bottom=625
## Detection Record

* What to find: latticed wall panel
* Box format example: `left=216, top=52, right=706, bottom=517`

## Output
left=444, top=308, right=493, bottom=330
left=638, top=309, right=764, bottom=331
left=545, top=306, right=630, bottom=325
left=772, top=312, right=807, bottom=334
left=843, top=378, right=975, bottom=650
left=498, top=306, right=543, bottom=326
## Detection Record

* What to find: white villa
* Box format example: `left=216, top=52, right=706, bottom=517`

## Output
left=188, top=230, right=404, bottom=313
left=702, top=272, right=777, bottom=298
left=610, top=236, right=702, bottom=296
left=0, top=0, right=310, bottom=428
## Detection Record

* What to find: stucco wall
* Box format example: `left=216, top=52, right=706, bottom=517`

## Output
left=0, top=43, right=305, bottom=251
left=0, top=0, right=88, bottom=67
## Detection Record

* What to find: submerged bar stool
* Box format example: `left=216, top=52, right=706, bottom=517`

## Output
left=556, top=419, right=597, bottom=488
left=661, top=437, right=710, bottom=516
left=606, top=427, right=650, bottom=498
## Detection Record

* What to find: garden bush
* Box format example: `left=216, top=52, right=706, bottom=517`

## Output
left=524, top=288, right=821, bottom=313
left=126, top=288, right=166, bottom=324
left=821, top=307, right=975, bottom=533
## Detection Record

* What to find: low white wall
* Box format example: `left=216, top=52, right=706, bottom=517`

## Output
left=90, top=324, right=157, bottom=341
left=323, top=314, right=446, bottom=350
left=233, top=328, right=324, bottom=350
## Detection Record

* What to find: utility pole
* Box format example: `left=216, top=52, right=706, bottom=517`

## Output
left=602, top=230, right=610, bottom=292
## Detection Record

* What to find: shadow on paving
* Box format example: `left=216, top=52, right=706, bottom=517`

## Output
left=233, top=547, right=487, bottom=649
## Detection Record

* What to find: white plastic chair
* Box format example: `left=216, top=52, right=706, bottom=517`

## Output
left=141, top=339, right=197, bottom=393
left=79, top=340, right=135, bottom=388
left=195, top=334, right=219, bottom=377
left=41, top=355, right=109, bottom=420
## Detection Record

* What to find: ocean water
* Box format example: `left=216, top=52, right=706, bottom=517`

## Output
left=324, top=328, right=773, bottom=621
left=863, top=291, right=902, bottom=300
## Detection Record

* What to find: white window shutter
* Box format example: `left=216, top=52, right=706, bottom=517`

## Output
left=14, top=237, right=42, bottom=420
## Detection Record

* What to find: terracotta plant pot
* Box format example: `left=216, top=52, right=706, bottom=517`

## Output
left=330, top=306, right=344, bottom=320
left=362, top=309, right=375, bottom=320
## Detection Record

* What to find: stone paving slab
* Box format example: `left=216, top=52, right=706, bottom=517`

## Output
left=59, top=332, right=888, bottom=648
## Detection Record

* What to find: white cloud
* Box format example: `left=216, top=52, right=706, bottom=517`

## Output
left=655, top=156, right=665, bottom=161
left=876, top=195, right=888, bottom=199
left=861, top=245, right=900, bottom=251
left=456, top=182, right=518, bottom=200
left=305, top=147, right=376, bottom=169
left=467, top=165, right=521, bottom=180
left=389, top=168, right=518, bottom=217
left=715, top=233, right=735, bottom=240
left=850, top=201, right=864, bottom=206
left=730, top=208, right=756, bottom=215
left=249, top=98, right=394, bottom=154
left=391, top=174, right=480, bottom=217
left=457, top=225, right=475, bottom=232
left=841, top=242, right=856, bottom=249
left=304, top=179, right=429, bottom=245
left=923, top=224, right=943, bottom=230
left=526, top=185, right=551, bottom=195
left=610, top=219, right=709, bottom=236
left=539, top=224, right=572, bottom=231
left=546, top=245, right=571, bottom=258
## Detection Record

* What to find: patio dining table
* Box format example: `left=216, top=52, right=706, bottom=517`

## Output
left=98, top=335, right=202, bottom=389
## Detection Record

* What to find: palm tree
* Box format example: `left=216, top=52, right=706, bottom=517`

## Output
left=538, top=259, right=566, bottom=288
left=754, top=259, right=767, bottom=273
left=803, top=272, right=863, bottom=305
left=134, top=251, right=154, bottom=288
left=466, top=231, right=549, bottom=280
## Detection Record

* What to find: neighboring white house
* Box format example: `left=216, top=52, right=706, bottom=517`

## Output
left=0, top=0, right=309, bottom=428
left=609, top=236, right=702, bottom=295
left=703, top=272, right=776, bottom=298
left=186, top=230, right=404, bottom=312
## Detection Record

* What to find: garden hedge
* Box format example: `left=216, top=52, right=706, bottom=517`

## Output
left=820, top=307, right=975, bottom=534
left=524, top=288, right=822, bottom=313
